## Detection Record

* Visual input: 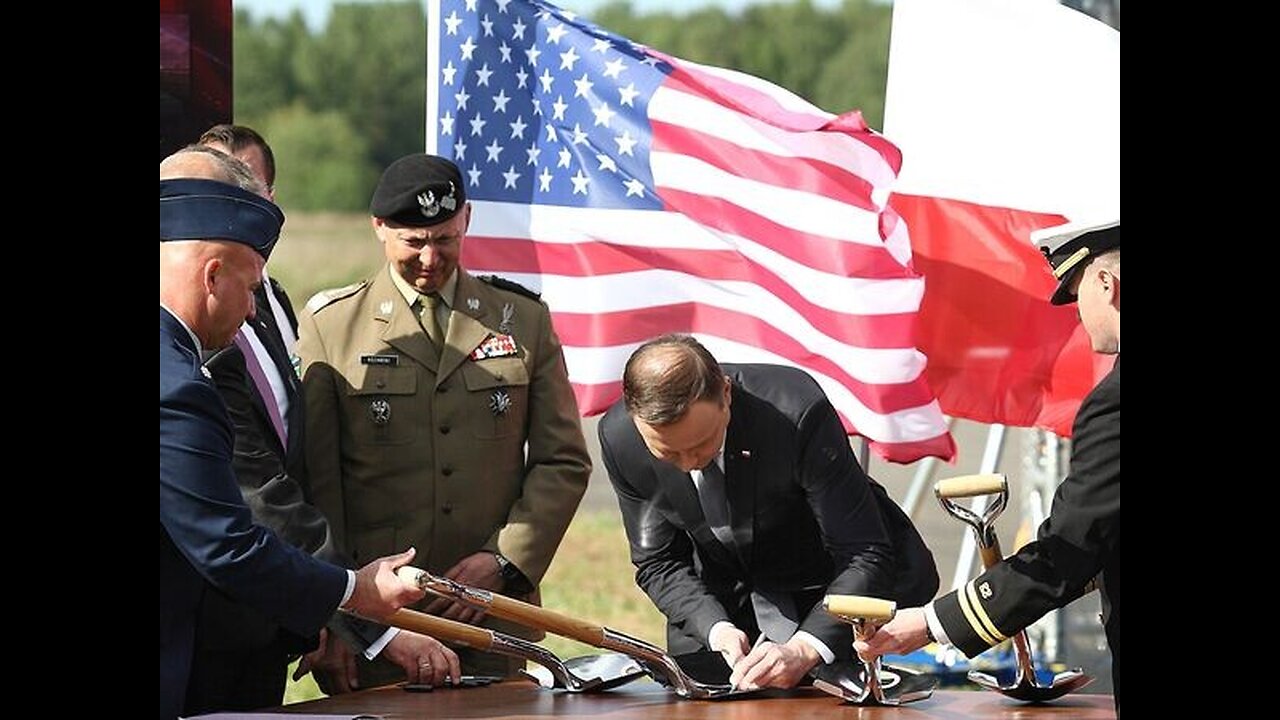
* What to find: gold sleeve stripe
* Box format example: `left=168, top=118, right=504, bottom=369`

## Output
left=958, top=581, right=1006, bottom=646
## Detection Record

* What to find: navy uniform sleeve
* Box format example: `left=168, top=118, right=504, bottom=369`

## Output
left=160, top=372, right=347, bottom=638
left=936, top=366, right=1120, bottom=657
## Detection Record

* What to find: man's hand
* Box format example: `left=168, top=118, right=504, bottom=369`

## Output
left=708, top=623, right=750, bottom=668
left=382, top=630, right=462, bottom=688
left=294, top=628, right=360, bottom=695
left=422, top=552, right=504, bottom=624
left=344, top=547, right=426, bottom=620
left=729, top=637, right=821, bottom=690
left=853, top=607, right=931, bottom=662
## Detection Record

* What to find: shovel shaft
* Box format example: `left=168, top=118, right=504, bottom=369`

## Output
left=486, top=593, right=608, bottom=646
left=385, top=608, right=494, bottom=651
left=398, top=566, right=607, bottom=646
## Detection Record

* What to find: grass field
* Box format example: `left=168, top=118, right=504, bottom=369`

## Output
left=273, top=212, right=665, bottom=703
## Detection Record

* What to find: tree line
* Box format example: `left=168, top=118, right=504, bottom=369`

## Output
left=233, top=0, right=894, bottom=211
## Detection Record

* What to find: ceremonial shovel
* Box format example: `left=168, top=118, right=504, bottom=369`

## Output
left=397, top=567, right=761, bottom=699
left=381, top=607, right=646, bottom=692
left=820, top=595, right=937, bottom=705
left=936, top=473, right=1093, bottom=702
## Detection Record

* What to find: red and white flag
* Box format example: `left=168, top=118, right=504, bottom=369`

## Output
left=427, top=0, right=954, bottom=462
left=886, top=0, right=1120, bottom=436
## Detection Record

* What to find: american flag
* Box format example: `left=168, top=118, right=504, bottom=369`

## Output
left=428, top=0, right=954, bottom=462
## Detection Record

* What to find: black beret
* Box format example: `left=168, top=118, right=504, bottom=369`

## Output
left=1033, top=220, right=1120, bottom=305
left=370, top=154, right=466, bottom=226
left=159, top=178, right=284, bottom=259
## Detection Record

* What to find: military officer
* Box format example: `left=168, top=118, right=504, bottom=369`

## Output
left=296, top=154, right=591, bottom=685
left=855, top=220, right=1121, bottom=711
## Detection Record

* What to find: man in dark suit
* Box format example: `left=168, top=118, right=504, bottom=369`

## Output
left=182, top=129, right=459, bottom=716
left=160, top=146, right=425, bottom=719
left=598, top=334, right=938, bottom=691
left=855, top=220, right=1121, bottom=712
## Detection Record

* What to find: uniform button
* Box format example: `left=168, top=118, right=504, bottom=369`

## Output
left=496, top=374, right=505, bottom=381
left=442, top=504, right=453, bottom=514
left=442, top=467, right=454, bottom=477
left=441, top=426, right=451, bottom=435
left=437, top=384, right=448, bottom=393
left=375, top=380, right=386, bottom=389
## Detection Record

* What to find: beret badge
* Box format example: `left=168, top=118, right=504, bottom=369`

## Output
left=418, top=181, right=458, bottom=219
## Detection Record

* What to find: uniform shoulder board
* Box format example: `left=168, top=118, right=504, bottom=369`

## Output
left=479, top=274, right=541, bottom=301
left=305, top=280, right=368, bottom=313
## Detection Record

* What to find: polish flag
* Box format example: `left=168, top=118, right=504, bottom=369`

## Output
left=885, top=0, right=1119, bottom=436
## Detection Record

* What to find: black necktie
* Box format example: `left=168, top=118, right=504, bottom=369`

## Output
left=695, top=459, right=735, bottom=550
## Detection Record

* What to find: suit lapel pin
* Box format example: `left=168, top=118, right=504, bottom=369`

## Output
left=379, top=300, right=394, bottom=315
left=467, top=296, right=480, bottom=311
left=498, top=303, right=515, bottom=333
left=369, top=398, right=391, bottom=426
left=739, top=450, right=751, bottom=458
left=489, top=389, right=512, bottom=416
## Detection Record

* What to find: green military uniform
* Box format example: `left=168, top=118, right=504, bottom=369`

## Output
left=297, top=265, right=591, bottom=683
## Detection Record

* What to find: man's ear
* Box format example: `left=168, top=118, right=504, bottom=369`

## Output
left=202, top=257, right=222, bottom=294
left=1099, top=268, right=1119, bottom=303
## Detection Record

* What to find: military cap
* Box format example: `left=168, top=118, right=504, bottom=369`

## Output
left=1032, top=220, right=1120, bottom=305
left=159, top=178, right=284, bottom=259
left=370, top=153, right=466, bottom=226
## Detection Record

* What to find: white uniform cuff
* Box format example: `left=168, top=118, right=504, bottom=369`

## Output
left=924, top=602, right=950, bottom=646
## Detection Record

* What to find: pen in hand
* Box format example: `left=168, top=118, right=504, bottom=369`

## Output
left=730, top=633, right=770, bottom=691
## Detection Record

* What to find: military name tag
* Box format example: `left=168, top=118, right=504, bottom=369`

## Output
left=361, top=354, right=399, bottom=366
left=469, top=333, right=519, bottom=361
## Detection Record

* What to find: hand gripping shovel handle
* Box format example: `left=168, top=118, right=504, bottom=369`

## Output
left=380, top=606, right=619, bottom=692
left=396, top=566, right=727, bottom=698
left=934, top=474, right=1093, bottom=700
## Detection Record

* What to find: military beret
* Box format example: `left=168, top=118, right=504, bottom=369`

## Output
left=159, top=178, right=284, bottom=259
left=1032, top=220, right=1120, bottom=305
left=370, top=153, right=466, bottom=227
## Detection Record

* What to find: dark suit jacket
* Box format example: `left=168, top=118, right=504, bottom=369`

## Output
left=600, top=364, right=938, bottom=658
left=936, top=354, right=1120, bottom=705
left=160, top=306, right=347, bottom=720
left=193, top=281, right=384, bottom=660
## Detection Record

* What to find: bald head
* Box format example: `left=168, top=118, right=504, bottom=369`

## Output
left=160, top=145, right=267, bottom=197
left=160, top=146, right=271, bottom=350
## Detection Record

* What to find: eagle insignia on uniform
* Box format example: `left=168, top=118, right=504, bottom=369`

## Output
left=498, top=302, right=515, bottom=333
left=489, top=389, right=512, bottom=416
left=469, top=333, right=519, bottom=361
left=369, top=398, right=392, bottom=426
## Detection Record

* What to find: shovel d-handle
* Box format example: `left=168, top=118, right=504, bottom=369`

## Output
left=935, top=474, right=1009, bottom=551
left=823, top=595, right=897, bottom=630
left=397, top=567, right=607, bottom=646
left=935, top=474, right=1006, bottom=499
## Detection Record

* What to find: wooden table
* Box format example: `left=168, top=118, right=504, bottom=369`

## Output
left=270, top=677, right=1117, bottom=719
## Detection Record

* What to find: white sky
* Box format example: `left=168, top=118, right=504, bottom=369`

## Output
left=236, top=0, right=846, bottom=29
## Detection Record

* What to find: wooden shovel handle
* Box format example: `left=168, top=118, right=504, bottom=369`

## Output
left=822, top=595, right=897, bottom=621
left=935, top=474, right=1006, bottom=499
left=385, top=608, right=493, bottom=650
left=485, top=593, right=607, bottom=646
left=397, top=566, right=607, bottom=646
